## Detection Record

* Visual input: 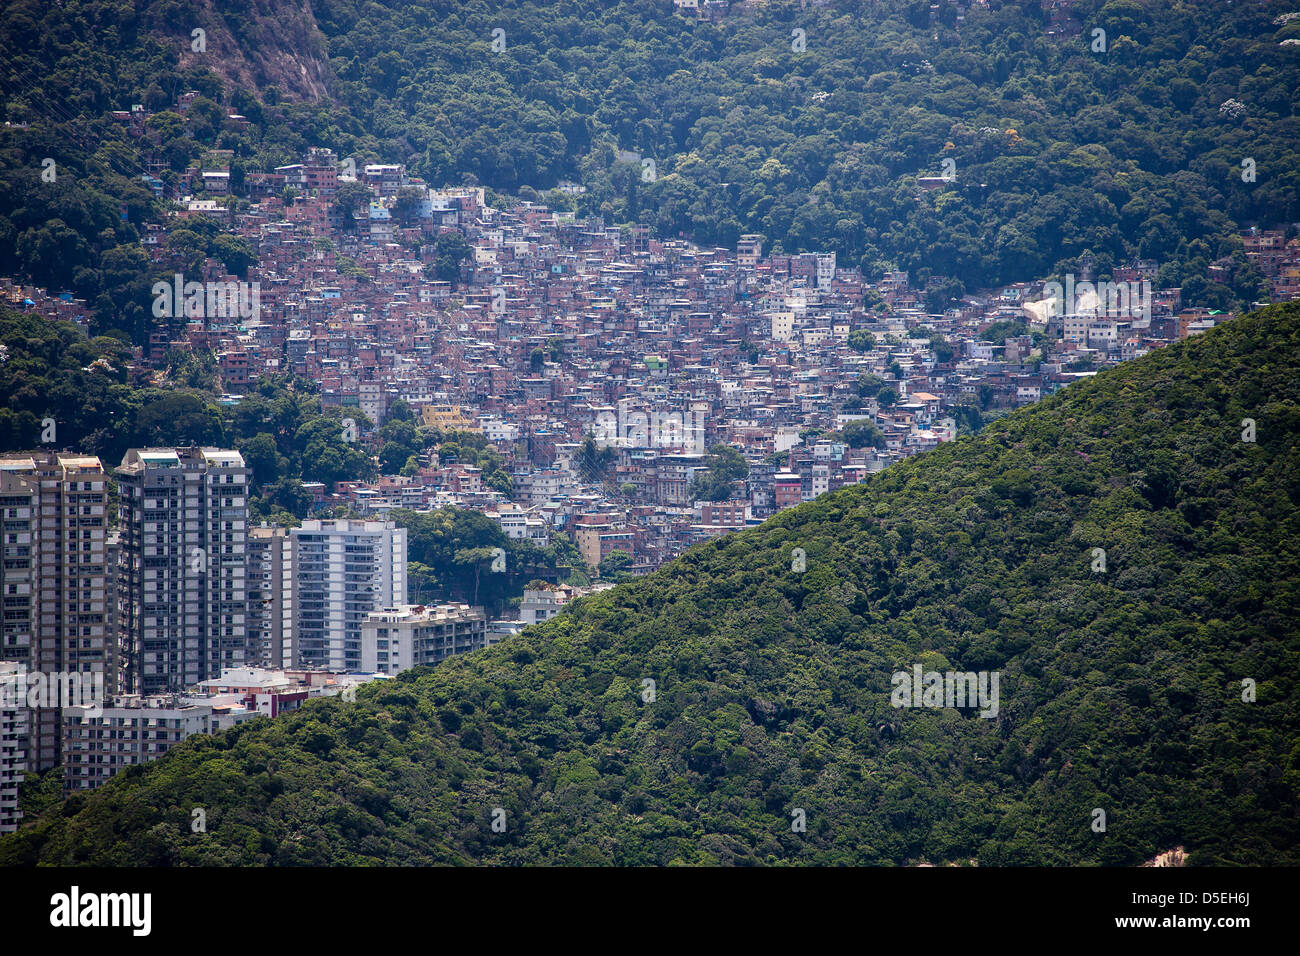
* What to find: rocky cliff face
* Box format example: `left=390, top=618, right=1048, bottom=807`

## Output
left=172, top=0, right=332, bottom=101
left=1142, top=848, right=1188, bottom=867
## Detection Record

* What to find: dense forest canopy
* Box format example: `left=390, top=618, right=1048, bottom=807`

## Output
left=4, top=301, right=1296, bottom=866
left=322, top=0, right=1297, bottom=289
left=1, top=0, right=1297, bottom=343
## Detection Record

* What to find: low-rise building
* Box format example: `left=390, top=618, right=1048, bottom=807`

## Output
left=520, top=584, right=580, bottom=626
left=360, top=604, right=488, bottom=676
left=191, top=666, right=312, bottom=718
left=61, top=694, right=258, bottom=793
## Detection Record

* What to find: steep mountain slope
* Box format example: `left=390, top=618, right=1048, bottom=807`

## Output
left=172, top=0, right=333, bottom=99
left=4, top=303, right=1299, bottom=867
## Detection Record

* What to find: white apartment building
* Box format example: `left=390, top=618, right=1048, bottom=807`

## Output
left=61, top=693, right=256, bottom=793
left=115, top=448, right=249, bottom=695
left=1016, top=384, right=1043, bottom=403
left=491, top=506, right=550, bottom=545
left=815, top=251, right=836, bottom=289
left=289, top=520, right=406, bottom=672
left=247, top=525, right=293, bottom=669
left=359, top=381, right=388, bottom=427
left=1086, top=322, right=1119, bottom=348
left=520, top=586, right=576, bottom=626
left=810, top=463, right=830, bottom=499
left=528, top=470, right=567, bottom=504
left=360, top=604, right=487, bottom=676
left=0, top=453, right=112, bottom=770
left=479, top=418, right=521, bottom=443
left=769, top=311, right=795, bottom=342
left=0, top=662, right=25, bottom=833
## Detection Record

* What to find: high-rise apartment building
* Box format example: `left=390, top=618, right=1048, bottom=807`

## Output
left=288, top=519, right=406, bottom=672
left=0, top=453, right=111, bottom=771
left=115, top=448, right=249, bottom=694
left=247, top=524, right=293, bottom=668
left=0, top=662, right=25, bottom=833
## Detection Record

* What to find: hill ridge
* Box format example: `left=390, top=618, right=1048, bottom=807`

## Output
left=4, top=302, right=1298, bottom=866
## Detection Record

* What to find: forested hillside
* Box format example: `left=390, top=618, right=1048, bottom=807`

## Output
left=2, top=0, right=1297, bottom=343
left=319, top=0, right=1297, bottom=297
left=4, top=301, right=1297, bottom=867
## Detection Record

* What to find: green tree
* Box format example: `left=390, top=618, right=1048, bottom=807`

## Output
left=333, top=181, right=373, bottom=230
left=391, top=186, right=426, bottom=225
left=848, top=330, right=877, bottom=354
left=690, top=443, right=748, bottom=502
left=429, top=232, right=472, bottom=286
left=840, top=419, right=886, bottom=449
left=598, top=549, right=633, bottom=582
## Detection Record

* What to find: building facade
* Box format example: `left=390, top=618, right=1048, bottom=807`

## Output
left=360, top=603, right=487, bottom=676
left=61, top=694, right=256, bottom=794
left=0, top=453, right=112, bottom=771
left=0, top=662, right=25, bottom=833
left=520, top=585, right=576, bottom=626
left=289, top=520, right=406, bottom=672
left=247, top=524, right=293, bottom=669
left=115, top=448, right=249, bottom=694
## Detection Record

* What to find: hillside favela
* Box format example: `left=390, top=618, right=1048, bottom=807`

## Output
left=0, top=0, right=1296, bottom=927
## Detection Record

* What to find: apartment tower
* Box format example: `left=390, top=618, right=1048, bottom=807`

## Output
left=115, top=448, right=249, bottom=693
left=0, top=453, right=111, bottom=771
left=288, top=519, right=406, bottom=672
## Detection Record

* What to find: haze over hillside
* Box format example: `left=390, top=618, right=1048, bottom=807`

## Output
left=3, top=302, right=1297, bottom=867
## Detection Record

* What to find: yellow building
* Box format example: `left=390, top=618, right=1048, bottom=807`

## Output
left=421, top=405, right=475, bottom=430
